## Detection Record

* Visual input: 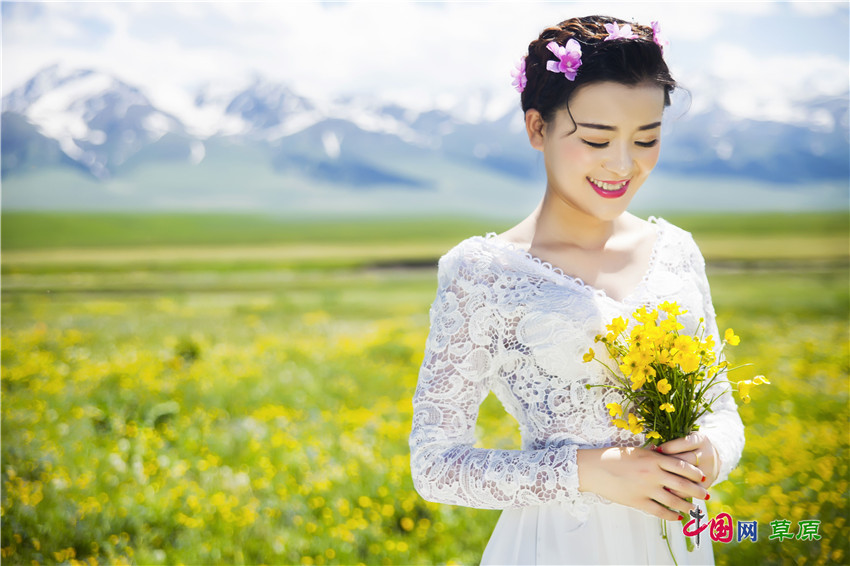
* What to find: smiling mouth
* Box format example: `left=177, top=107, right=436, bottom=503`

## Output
left=587, top=177, right=630, bottom=199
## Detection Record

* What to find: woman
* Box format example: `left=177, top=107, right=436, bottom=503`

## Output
left=409, top=15, right=745, bottom=565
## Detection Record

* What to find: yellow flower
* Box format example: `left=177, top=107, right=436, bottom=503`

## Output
left=738, top=380, right=753, bottom=403
left=678, top=352, right=701, bottom=374
left=630, top=372, right=647, bottom=391
left=724, top=328, right=740, bottom=346
left=606, top=402, right=623, bottom=418
left=583, top=349, right=595, bottom=363
left=641, top=324, right=665, bottom=347
left=656, top=378, right=672, bottom=395
left=627, top=413, right=644, bottom=434
left=658, top=301, right=687, bottom=316
left=737, top=375, right=769, bottom=404
left=632, top=347, right=654, bottom=366
left=619, top=354, right=639, bottom=377
left=606, top=316, right=628, bottom=336
left=632, top=364, right=656, bottom=384
left=656, top=349, right=673, bottom=366
left=660, top=402, right=676, bottom=413
left=612, top=418, right=629, bottom=429
left=659, top=318, right=685, bottom=333
left=633, top=306, right=658, bottom=324
left=673, top=335, right=697, bottom=354
left=646, top=431, right=662, bottom=440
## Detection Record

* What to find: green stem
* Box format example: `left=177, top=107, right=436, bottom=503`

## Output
left=682, top=513, right=695, bottom=552
left=661, top=518, right=678, bottom=566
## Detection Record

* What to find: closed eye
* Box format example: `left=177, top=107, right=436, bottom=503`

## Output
left=636, top=140, right=659, bottom=148
left=582, top=140, right=608, bottom=148
left=582, top=139, right=659, bottom=149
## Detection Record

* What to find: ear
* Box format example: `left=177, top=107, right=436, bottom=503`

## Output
left=525, top=109, right=546, bottom=152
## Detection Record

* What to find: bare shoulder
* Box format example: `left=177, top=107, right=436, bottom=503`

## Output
left=497, top=219, right=535, bottom=250
left=621, top=212, right=656, bottom=233
left=612, top=212, right=659, bottom=250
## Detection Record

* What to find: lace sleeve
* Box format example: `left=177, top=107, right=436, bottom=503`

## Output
left=687, top=236, right=745, bottom=484
left=409, top=246, right=600, bottom=515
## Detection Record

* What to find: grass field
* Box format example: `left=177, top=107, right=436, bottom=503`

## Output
left=1, top=212, right=848, bottom=565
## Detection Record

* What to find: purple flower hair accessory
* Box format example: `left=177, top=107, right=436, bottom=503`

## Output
left=545, top=39, right=582, bottom=81
left=604, top=22, right=637, bottom=41
left=651, top=21, right=669, bottom=51
left=511, top=56, right=527, bottom=93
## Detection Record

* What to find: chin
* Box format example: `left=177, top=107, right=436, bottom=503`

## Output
left=590, top=197, right=638, bottom=222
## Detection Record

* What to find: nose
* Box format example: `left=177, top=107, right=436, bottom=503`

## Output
left=604, top=142, right=633, bottom=177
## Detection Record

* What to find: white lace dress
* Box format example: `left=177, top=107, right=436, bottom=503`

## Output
left=409, top=218, right=745, bottom=565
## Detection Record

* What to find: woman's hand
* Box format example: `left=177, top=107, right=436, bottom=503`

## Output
left=577, top=446, right=709, bottom=521
left=659, top=432, right=721, bottom=488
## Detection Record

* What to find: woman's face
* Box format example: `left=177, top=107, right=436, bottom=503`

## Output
left=530, top=81, right=666, bottom=222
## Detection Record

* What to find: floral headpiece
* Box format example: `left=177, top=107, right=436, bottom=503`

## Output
left=603, top=22, right=637, bottom=41
left=511, top=20, right=669, bottom=90
left=546, top=39, right=582, bottom=81
left=511, top=57, right=527, bottom=93
left=650, top=20, right=668, bottom=51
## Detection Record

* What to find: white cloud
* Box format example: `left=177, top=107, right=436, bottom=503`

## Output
left=706, top=43, right=849, bottom=120
left=789, top=0, right=848, bottom=16
left=2, top=0, right=847, bottom=122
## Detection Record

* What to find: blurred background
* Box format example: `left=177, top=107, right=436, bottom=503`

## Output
left=2, top=1, right=848, bottom=214
left=1, top=2, right=848, bottom=565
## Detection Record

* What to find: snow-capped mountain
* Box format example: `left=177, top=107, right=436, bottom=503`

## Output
left=2, top=64, right=848, bottom=213
left=2, top=65, right=197, bottom=179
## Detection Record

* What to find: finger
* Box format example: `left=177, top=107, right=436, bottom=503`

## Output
left=665, top=486, right=689, bottom=499
left=643, top=499, right=683, bottom=522
left=660, top=468, right=709, bottom=502
left=652, top=488, right=698, bottom=517
left=670, top=450, right=696, bottom=467
left=658, top=433, right=702, bottom=455
left=688, top=452, right=712, bottom=483
left=658, top=454, right=704, bottom=485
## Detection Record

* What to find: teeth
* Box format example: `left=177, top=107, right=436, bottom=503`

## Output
left=590, top=178, right=628, bottom=191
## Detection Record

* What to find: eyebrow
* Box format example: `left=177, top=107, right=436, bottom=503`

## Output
left=576, top=121, right=662, bottom=131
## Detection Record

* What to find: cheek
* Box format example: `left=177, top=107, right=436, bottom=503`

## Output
left=641, top=147, right=662, bottom=171
left=559, top=143, right=596, bottom=171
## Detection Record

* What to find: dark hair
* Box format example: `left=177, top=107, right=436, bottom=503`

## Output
left=521, top=15, right=676, bottom=123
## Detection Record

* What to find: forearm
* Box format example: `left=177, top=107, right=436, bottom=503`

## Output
left=411, top=441, right=601, bottom=512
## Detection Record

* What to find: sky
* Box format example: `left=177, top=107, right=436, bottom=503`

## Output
left=2, top=1, right=849, bottom=124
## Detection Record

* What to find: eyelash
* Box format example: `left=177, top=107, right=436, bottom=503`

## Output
left=582, top=140, right=659, bottom=148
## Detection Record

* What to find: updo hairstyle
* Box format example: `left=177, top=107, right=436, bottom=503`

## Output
left=521, top=15, right=676, bottom=124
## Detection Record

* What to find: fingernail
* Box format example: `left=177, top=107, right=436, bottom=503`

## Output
left=656, top=446, right=663, bottom=453
left=701, top=476, right=706, bottom=483
left=704, top=493, right=711, bottom=501
left=677, top=515, right=683, bottom=521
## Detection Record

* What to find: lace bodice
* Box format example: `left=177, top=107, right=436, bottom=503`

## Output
left=409, top=218, right=745, bottom=522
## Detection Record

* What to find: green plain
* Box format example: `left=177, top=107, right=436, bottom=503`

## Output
left=1, top=211, right=848, bottom=565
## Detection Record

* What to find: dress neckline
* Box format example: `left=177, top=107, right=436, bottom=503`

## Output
left=478, top=216, right=666, bottom=305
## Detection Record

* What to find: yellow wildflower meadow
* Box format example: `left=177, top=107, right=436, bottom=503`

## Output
left=1, top=242, right=847, bottom=565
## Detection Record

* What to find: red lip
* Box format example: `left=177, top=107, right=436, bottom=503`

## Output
left=588, top=178, right=629, bottom=199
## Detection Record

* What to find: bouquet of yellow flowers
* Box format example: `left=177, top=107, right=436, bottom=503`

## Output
left=583, top=301, right=768, bottom=558
left=583, top=301, right=767, bottom=443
